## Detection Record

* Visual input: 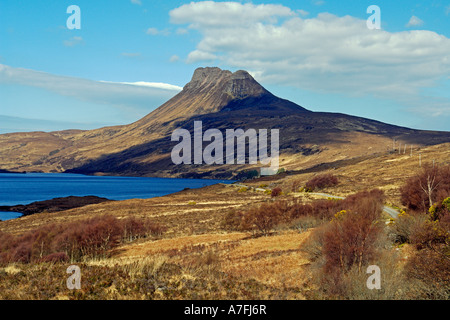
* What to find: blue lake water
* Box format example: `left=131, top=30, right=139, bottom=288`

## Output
left=0, top=211, right=23, bottom=220
left=0, top=173, right=234, bottom=221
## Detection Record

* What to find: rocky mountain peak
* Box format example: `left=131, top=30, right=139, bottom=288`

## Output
left=225, top=70, right=268, bottom=99
left=184, top=67, right=267, bottom=100
left=184, top=67, right=232, bottom=90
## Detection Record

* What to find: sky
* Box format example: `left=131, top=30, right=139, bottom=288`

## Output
left=0, top=0, right=450, bottom=133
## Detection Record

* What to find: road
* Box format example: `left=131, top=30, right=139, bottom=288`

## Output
left=228, top=183, right=400, bottom=219
left=310, top=192, right=399, bottom=219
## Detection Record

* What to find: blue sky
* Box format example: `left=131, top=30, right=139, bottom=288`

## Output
left=1, top=0, right=450, bottom=133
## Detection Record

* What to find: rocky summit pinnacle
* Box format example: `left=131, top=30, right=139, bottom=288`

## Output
left=135, top=66, right=306, bottom=127
left=184, top=67, right=232, bottom=89
left=225, top=70, right=269, bottom=99
left=183, top=67, right=267, bottom=100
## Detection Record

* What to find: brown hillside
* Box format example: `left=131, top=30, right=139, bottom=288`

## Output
left=0, top=67, right=449, bottom=178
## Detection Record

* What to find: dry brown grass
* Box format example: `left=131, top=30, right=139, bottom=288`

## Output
left=116, top=232, right=247, bottom=257
left=1, top=142, right=449, bottom=299
left=252, top=142, right=450, bottom=207
left=221, top=231, right=311, bottom=290
left=0, top=184, right=267, bottom=236
left=114, top=229, right=311, bottom=297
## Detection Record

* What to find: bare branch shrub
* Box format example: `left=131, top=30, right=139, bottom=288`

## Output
left=305, top=173, right=339, bottom=192
left=400, top=163, right=450, bottom=212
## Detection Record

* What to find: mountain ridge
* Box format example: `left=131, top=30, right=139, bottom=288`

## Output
left=1, top=66, right=450, bottom=178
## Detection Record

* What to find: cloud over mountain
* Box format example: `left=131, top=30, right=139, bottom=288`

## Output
left=170, top=1, right=450, bottom=117
left=0, top=64, right=181, bottom=111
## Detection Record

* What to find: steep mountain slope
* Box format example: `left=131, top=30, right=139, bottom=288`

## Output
left=1, top=67, right=449, bottom=178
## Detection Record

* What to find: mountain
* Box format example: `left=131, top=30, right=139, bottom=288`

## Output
left=1, top=67, right=449, bottom=179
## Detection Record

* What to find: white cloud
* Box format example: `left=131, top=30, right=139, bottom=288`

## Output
left=131, top=0, right=142, bottom=5
left=187, top=50, right=218, bottom=63
left=0, top=115, right=111, bottom=134
left=146, top=27, right=170, bottom=36
left=146, top=27, right=159, bottom=35
left=176, top=28, right=188, bottom=35
left=0, top=64, right=181, bottom=111
left=63, top=36, right=84, bottom=47
left=169, top=55, right=180, bottom=62
left=170, top=1, right=295, bottom=28
left=101, top=80, right=182, bottom=91
left=297, top=9, right=309, bottom=17
left=170, top=1, right=450, bottom=115
left=312, top=0, right=325, bottom=6
left=406, top=15, right=424, bottom=27
left=121, top=52, right=142, bottom=58
left=446, top=5, right=450, bottom=16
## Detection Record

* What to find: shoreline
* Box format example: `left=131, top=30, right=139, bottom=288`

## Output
left=0, top=195, right=113, bottom=220
left=0, top=173, right=238, bottom=221
left=0, top=211, right=23, bottom=221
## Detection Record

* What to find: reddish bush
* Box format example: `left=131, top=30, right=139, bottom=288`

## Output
left=221, top=189, right=385, bottom=239
left=410, top=219, right=448, bottom=251
left=121, top=217, right=146, bottom=242
left=241, top=202, right=287, bottom=235
left=221, top=210, right=245, bottom=231
left=429, top=197, right=450, bottom=222
left=271, top=187, right=282, bottom=197
left=296, top=188, right=386, bottom=294
left=322, top=197, right=383, bottom=278
left=0, top=215, right=165, bottom=264
left=344, top=189, right=385, bottom=221
left=400, top=163, right=450, bottom=212
left=305, top=174, right=339, bottom=192
left=140, top=219, right=166, bottom=237
left=39, top=252, right=69, bottom=263
left=404, top=248, right=450, bottom=299
left=286, top=199, right=312, bottom=220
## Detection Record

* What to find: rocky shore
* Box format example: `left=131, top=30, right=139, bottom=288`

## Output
left=0, top=195, right=112, bottom=217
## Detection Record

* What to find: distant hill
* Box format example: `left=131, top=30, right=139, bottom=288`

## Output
left=1, top=67, right=449, bottom=178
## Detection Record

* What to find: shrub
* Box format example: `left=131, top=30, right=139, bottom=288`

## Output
left=410, top=219, right=448, bottom=251
left=323, top=207, right=383, bottom=275
left=120, top=217, right=164, bottom=242
left=290, top=215, right=320, bottom=233
left=0, top=215, right=165, bottom=264
left=271, top=187, right=282, bottom=197
left=9, top=242, right=33, bottom=264
left=39, top=252, right=69, bottom=263
left=305, top=174, right=339, bottom=192
left=241, top=202, right=287, bottom=235
left=404, top=249, right=450, bottom=299
left=246, top=170, right=259, bottom=179
left=300, top=223, right=328, bottom=262
left=388, top=212, right=425, bottom=244
left=300, top=188, right=386, bottom=295
left=53, top=215, right=123, bottom=261
left=222, top=189, right=385, bottom=237
left=400, top=163, right=450, bottom=212
left=221, top=210, right=245, bottom=231
left=429, top=197, right=450, bottom=221
left=291, top=180, right=302, bottom=192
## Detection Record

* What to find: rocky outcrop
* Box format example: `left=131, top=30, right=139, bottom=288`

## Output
left=0, top=196, right=112, bottom=217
